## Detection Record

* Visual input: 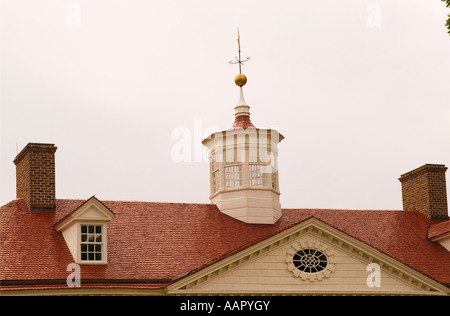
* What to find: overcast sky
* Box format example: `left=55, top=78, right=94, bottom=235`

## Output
left=1, top=0, right=449, bottom=212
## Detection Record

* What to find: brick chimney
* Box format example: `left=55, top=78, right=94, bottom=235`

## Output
left=13, top=143, right=57, bottom=211
left=399, top=164, right=448, bottom=221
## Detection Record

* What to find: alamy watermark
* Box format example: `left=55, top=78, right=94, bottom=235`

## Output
left=170, top=119, right=281, bottom=173
left=66, top=263, right=81, bottom=287
left=66, top=3, right=82, bottom=28
left=171, top=119, right=221, bottom=163
left=366, top=3, right=381, bottom=28
left=366, top=263, right=381, bottom=287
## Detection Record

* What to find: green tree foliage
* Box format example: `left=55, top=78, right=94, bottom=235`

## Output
left=443, top=0, right=450, bottom=35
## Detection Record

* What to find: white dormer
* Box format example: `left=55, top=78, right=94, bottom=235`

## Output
left=53, top=196, right=115, bottom=264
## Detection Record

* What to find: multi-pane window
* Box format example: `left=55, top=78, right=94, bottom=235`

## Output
left=212, top=170, right=219, bottom=193
left=80, top=224, right=103, bottom=262
left=272, top=167, right=278, bottom=190
left=249, top=164, right=263, bottom=186
left=210, top=154, right=218, bottom=172
left=211, top=153, right=220, bottom=193
left=293, top=249, right=328, bottom=273
left=225, top=165, right=241, bottom=188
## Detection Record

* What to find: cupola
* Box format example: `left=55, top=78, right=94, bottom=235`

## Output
left=202, top=32, right=284, bottom=224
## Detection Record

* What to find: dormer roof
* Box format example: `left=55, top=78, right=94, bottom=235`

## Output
left=53, top=196, right=115, bottom=231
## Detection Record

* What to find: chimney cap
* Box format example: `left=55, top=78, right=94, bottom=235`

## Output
left=399, top=164, right=447, bottom=182
left=13, top=143, right=57, bottom=165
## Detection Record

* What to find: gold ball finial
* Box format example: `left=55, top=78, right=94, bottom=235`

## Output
left=235, top=74, right=247, bottom=87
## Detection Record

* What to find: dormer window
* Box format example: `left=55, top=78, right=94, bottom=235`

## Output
left=53, top=196, right=115, bottom=264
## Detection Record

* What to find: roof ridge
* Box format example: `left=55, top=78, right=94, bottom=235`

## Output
left=282, top=208, right=405, bottom=212
left=56, top=198, right=213, bottom=206
left=54, top=199, right=408, bottom=211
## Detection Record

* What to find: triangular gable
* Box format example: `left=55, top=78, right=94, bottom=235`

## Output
left=168, top=217, right=450, bottom=295
left=70, top=196, right=115, bottom=221
left=53, top=196, right=115, bottom=231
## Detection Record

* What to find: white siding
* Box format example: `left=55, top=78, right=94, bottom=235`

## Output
left=192, top=234, right=418, bottom=294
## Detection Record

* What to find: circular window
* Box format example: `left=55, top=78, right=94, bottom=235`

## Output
left=292, top=248, right=328, bottom=273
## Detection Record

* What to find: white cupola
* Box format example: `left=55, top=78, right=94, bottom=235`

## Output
left=202, top=32, right=284, bottom=224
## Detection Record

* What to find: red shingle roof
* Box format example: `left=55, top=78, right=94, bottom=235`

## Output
left=429, top=220, right=450, bottom=239
left=1, top=198, right=450, bottom=290
left=231, top=115, right=255, bottom=129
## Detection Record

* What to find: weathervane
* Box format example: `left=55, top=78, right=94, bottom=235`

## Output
left=230, top=28, right=250, bottom=87
left=229, top=28, right=250, bottom=75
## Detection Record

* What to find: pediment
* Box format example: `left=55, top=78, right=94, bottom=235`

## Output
left=71, top=197, right=115, bottom=221
left=54, top=196, right=115, bottom=231
left=168, top=217, right=449, bottom=295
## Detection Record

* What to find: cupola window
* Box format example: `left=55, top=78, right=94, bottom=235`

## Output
left=272, top=167, right=278, bottom=190
left=225, top=165, right=241, bottom=188
left=249, top=164, right=263, bottom=186
left=210, top=153, right=220, bottom=193
left=212, top=170, right=220, bottom=193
